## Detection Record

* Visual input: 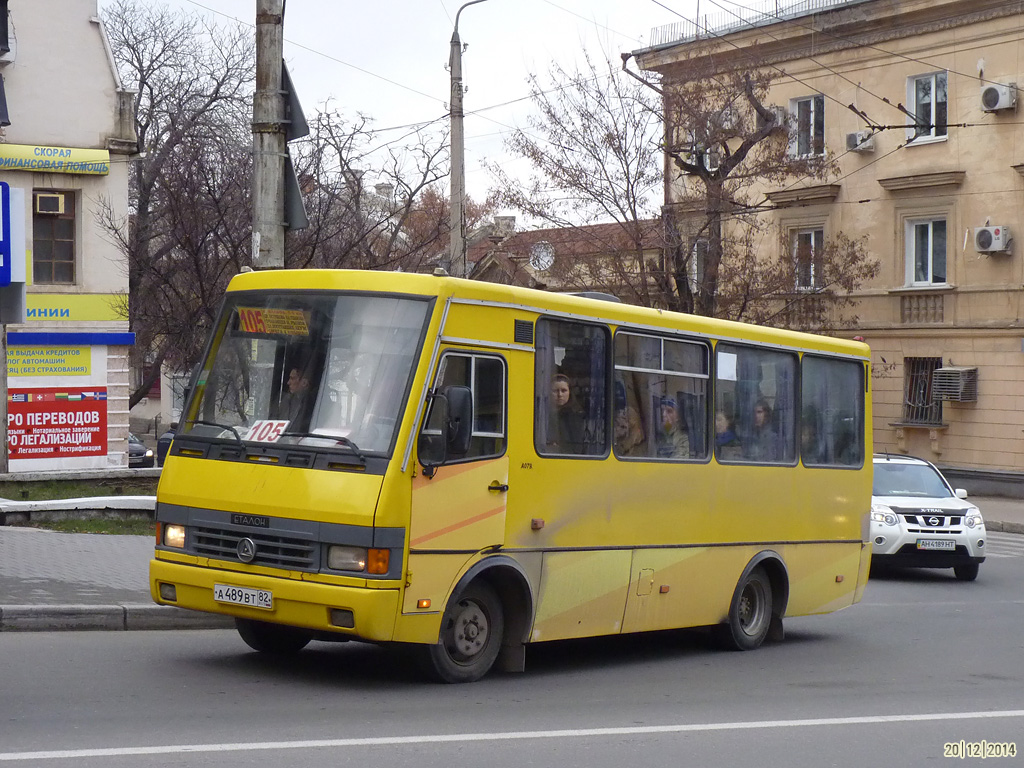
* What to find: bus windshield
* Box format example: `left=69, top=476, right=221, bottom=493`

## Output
left=183, top=293, right=431, bottom=455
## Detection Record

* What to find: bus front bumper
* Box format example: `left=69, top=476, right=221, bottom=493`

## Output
left=150, top=558, right=400, bottom=642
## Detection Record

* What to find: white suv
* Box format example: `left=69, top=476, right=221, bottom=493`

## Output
left=871, top=454, right=986, bottom=581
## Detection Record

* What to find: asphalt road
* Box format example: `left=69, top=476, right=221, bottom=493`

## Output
left=1, top=539, right=1022, bottom=767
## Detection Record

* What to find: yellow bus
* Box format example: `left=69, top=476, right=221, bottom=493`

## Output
left=150, top=269, right=872, bottom=682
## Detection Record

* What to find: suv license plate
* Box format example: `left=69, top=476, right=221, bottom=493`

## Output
left=917, top=539, right=955, bottom=551
left=213, top=584, right=273, bottom=609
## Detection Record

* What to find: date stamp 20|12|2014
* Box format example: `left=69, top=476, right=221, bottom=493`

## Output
left=944, top=741, right=1017, bottom=760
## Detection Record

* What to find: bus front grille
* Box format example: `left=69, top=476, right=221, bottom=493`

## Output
left=193, top=525, right=318, bottom=570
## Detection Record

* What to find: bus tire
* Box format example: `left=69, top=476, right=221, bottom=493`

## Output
left=235, top=618, right=313, bottom=655
left=719, top=566, right=773, bottom=651
left=421, top=581, right=504, bottom=683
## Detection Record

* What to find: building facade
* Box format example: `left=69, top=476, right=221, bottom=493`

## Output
left=1, top=0, right=136, bottom=471
left=636, top=0, right=1024, bottom=491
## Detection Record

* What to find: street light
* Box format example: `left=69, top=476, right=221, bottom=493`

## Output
left=448, top=0, right=491, bottom=278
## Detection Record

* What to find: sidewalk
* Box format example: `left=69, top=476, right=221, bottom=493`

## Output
left=0, top=495, right=1021, bottom=633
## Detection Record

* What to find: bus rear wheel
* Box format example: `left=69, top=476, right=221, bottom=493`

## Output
left=421, top=581, right=504, bottom=683
left=720, top=566, right=773, bottom=651
left=235, top=618, right=313, bottom=655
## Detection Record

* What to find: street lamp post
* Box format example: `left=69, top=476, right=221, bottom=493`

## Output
left=448, top=0, right=490, bottom=278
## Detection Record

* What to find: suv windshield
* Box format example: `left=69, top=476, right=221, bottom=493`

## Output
left=182, top=293, right=431, bottom=455
left=873, top=461, right=952, bottom=498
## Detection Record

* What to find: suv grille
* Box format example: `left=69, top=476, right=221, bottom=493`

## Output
left=193, top=525, right=318, bottom=570
left=892, top=507, right=963, bottom=534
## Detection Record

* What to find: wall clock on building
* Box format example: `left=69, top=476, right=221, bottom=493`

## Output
left=529, top=241, right=555, bottom=271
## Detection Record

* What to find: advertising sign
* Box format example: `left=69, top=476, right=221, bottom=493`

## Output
left=7, top=387, right=108, bottom=460
left=7, top=346, right=91, bottom=377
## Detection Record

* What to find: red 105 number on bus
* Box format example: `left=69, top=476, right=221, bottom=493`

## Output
left=246, top=420, right=289, bottom=442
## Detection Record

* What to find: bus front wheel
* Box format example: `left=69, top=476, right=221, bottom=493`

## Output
left=235, top=617, right=313, bottom=655
left=720, top=566, right=773, bottom=651
left=421, top=581, right=504, bottom=683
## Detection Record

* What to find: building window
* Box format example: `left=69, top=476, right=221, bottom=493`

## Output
left=33, top=191, right=76, bottom=283
left=909, top=72, right=947, bottom=141
left=792, top=228, right=823, bottom=290
left=906, top=218, right=946, bottom=286
left=902, top=357, right=942, bottom=425
left=791, top=95, right=824, bottom=156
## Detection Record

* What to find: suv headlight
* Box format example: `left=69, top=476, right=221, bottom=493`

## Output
left=963, top=508, right=984, bottom=529
left=871, top=504, right=898, bottom=527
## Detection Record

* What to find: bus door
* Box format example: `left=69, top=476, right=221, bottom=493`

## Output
left=405, top=350, right=509, bottom=612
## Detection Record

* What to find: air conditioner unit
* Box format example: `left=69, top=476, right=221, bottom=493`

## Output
left=974, top=225, right=1011, bottom=253
left=34, top=193, right=65, bottom=215
left=981, top=83, right=1016, bottom=112
left=846, top=130, right=875, bottom=153
left=932, top=367, right=978, bottom=403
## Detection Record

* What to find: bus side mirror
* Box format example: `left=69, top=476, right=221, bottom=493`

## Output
left=417, top=385, right=473, bottom=476
left=445, top=385, right=473, bottom=456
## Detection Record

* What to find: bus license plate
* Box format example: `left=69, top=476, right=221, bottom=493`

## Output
left=917, top=539, right=955, bottom=551
left=213, top=584, right=273, bottom=609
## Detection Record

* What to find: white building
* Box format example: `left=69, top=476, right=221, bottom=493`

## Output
left=1, top=0, right=136, bottom=471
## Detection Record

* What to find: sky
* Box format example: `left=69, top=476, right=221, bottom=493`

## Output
left=113, top=0, right=695, bottom=207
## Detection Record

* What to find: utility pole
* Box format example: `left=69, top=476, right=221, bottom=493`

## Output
left=252, top=0, right=286, bottom=269
left=447, top=0, right=491, bottom=278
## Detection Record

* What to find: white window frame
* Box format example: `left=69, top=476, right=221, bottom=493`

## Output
left=905, top=217, right=948, bottom=286
left=906, top=71, right=948, bottom=143
left=792, top=227, right=824, bottom=290
left=789, top=95, right=824, bottom=157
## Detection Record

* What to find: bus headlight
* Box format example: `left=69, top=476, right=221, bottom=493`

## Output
left=328, top=546, right=367, bottom=572
left=163, top=524, right=186, bottom=548
left=963, top=508, right=984, bottom=528
left=870, top=504, right=898, bottom=527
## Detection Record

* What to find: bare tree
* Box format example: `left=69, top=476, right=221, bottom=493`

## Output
left=496, top=47, right=878, bottom=328
left=487, top=52, right=666, bottom=306
left=655, top=60, right=877, bottom=325
left=101, top=0, right=255, bottom=406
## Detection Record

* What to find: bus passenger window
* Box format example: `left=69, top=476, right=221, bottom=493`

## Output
left=801, top=356, right=864, bottom=467
left=534, top=319, right=608, bottom=457
left=613, top=331, right=709, bottom=461
left=716, top=344, right=796, bottom=464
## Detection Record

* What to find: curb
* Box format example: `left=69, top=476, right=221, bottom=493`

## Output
left=0, top=604, right=234, bottom=632
left=986, top=521, right=1024, bottom=535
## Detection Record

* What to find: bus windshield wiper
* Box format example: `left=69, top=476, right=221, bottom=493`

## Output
left=192, top=420, right=244, bottom=445
left=280, top=431, right=367, bottom=463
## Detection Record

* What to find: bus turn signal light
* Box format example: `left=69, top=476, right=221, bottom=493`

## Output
left=367, top=548, right=390, bottom=574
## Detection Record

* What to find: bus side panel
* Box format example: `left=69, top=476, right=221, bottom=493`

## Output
left=409, top=458, right=509, bottom=550
left=622, top=547, right=738, bottom=633
left=777, top=542, right=863, bottom=616
left=529, top=550, right=632, bottom=641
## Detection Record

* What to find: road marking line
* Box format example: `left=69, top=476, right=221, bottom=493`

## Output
left=2, top=710, right=1024, bottom=761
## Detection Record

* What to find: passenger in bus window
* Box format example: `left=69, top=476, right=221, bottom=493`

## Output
left=715, top=409, right=742, bottom=460
left=614, top=405, right=645, bottom=457
left=657, top=397, right=690, bottom=459
left=546, top=374, right=584, bottom=453
left=746, top=398, right=779, bottom=462
left=281, top=367, right=311, bottom=423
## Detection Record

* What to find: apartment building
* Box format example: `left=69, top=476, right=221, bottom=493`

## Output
left=0, top=0, right=136, bottom=471
left=636, top=0, right=1024, bottom=492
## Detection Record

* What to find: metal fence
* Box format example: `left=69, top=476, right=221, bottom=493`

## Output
left=647, top=0, right=866, bottom=48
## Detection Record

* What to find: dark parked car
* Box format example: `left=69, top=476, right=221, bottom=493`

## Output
left=128, top=432, right=155, bottom=468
